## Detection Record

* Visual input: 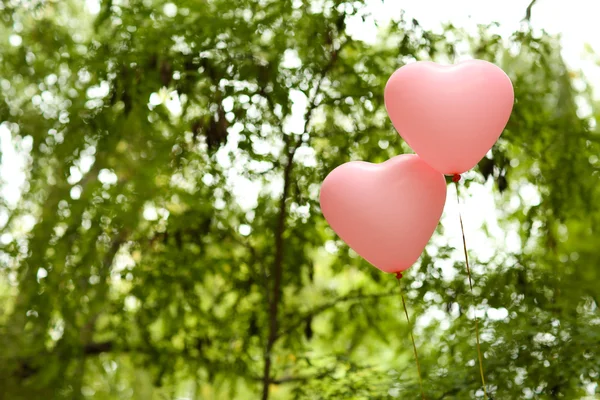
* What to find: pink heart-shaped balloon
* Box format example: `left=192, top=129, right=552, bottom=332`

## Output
left=385, top=60, right=514, bottom=175
left=320, top=154, right=446, bottom=273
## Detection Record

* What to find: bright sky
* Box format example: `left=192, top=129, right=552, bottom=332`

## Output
left=364, top=0, right=600, bottom=89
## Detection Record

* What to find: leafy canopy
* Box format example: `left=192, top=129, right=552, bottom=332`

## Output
left=1, top=0, right=599, bottom=399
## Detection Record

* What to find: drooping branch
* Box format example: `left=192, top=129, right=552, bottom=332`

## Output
left=433, top=376, right=478, bottom=399
left=523, top=0, right=538, bottom=21
left=271, top=368, right=336, bottom=384
left=278, top=291, right=400, bottom=340
left=83, top=341, right=114, bottom=355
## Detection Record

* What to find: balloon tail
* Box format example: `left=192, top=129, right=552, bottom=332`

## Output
left=454, top=180, right=488, bottom=399
left=395, top=272, right=426, bottom=400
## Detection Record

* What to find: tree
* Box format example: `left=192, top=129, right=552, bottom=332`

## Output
left=0, top=0, right=599, bottom=399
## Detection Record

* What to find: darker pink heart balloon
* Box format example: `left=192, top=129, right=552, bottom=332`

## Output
left=385, top=60, right=514, bottom=175
left=319, top=154, right=446, bottom=273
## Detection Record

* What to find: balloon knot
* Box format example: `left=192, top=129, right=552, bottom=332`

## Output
left=395, top=272, right=403, bottom=280
left=452, top=174, right=461, bottom=183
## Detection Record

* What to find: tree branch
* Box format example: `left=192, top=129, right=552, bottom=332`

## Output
left=523, top=0, right=538, bottom=21
left=261, top=38, right=348, bottom=400
left=436, top=377, right=477, bottom=399
left=271, top=368, right=336, bottom=384
left=84, top=341, right=114, bottom=355
left=278, top=291, right=400, bottom=340
left=261, top=132, right=296, bottom=400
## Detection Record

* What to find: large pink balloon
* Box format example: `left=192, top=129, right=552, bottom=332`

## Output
left=384, top=60, right=514, bottom=175
left=319, top=154, right=446, bottom=273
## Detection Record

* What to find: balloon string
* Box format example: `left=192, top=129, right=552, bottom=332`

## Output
left=454, top=177, right=488, bottom=399
left=395, top=272, right=426, bottom=400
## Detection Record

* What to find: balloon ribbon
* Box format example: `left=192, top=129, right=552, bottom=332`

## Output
left=396, top=272, right=426, bottom=400
left=454, top=176, right=488, bottom=399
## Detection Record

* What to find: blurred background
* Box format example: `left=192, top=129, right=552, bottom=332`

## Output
left=1, top=0, right=600, bottom=399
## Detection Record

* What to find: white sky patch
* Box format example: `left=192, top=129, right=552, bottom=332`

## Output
left=231, top=175, right=260, bottom=211
left=143, top=203, right=159, bottom=221
left=98, top=169, right=118, bottom=185
left=281, top=49, right=302, bottom=69
left=86, top=81, right=110, bottom=99
left=0, top=124, right=28, bottom=207
left=163, top=3, right=178, bottom=18
left=354, top=0, right=600, bottom=99
left=86, top=0, right=101, bottom=15
left=9, top=34, right=22, bottom=47
left=282, top=90, right=308, bottom=135
left=295, top=145, right=318, bottom=168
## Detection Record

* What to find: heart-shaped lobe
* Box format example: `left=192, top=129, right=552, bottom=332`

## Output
left=320, top=154, right=446, bottom=273
left=385, top=60, right=514, bottom=175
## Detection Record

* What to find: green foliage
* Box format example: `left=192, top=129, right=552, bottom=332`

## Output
left=1, top=0, right=599, bottom=399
